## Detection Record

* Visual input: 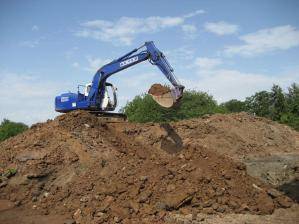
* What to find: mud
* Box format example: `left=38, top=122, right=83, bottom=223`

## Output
left=0, top=111, right=298, bottom=223
left=148, top=83, right=171, bottom=96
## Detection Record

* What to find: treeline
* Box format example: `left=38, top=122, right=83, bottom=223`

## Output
left=0, top=119, right=28, bottom=142
left=123, top=83, right=299, bottom=131
left=220, top=83, right=298, bottom=130
left=0, top=83, right=297, bottom=142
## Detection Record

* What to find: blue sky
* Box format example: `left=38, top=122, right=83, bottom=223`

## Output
left=1, top=0, right=299, bottom=125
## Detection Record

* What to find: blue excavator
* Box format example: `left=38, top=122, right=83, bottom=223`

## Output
left=55, top=41, right=184, bottom=116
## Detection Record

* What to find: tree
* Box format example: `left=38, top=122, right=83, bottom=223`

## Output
left=220, top=99, right=246, bottom=113
left=123, top=90, right=218, bottom=123
left=245, top=91, right=271, bottom=117
left=243, top=83, right=298, bottom=131
left=286, top=83, right=299, bottom=116
left=269, top=84, right=286, bottom=120
left=0, top=119, right=28, bottom=142
left=280, top=83, right=299, bottom=130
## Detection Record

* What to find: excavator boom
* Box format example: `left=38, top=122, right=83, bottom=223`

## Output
left=55, top=41, right=184, bottom=113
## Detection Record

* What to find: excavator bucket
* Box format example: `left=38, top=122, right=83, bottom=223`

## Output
left=148, top=84, right=183, bottom=108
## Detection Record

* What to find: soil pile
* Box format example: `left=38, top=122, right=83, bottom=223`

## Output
left=148, top=83, right=171, bottom=96
left=0, top=111, right=298, bottom=223
left=171, top=112, right=298, bottom=159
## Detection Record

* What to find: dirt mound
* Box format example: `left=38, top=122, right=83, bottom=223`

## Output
left=0, top=111, right=298, bottom=223
left=148, top=83, right=171, bottom=96
left=174, top=112, right=298, bottom=159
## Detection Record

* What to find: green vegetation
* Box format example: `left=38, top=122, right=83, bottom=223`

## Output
left=123, top=83, right=299, bottom=131
left=0, top=119, right=28, bottom=142
left=124, top=90, right=219, bottom=123
left=220, top=99, right=246, bottom=113
left=3, top=168, right=17, bottom=178
left=243, top=83, right=299, bottom=130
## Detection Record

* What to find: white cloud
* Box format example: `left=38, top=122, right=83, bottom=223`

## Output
left=20, top=40, right=40, bottom=48
left=165, top=46, right=195, bottom=63
left=193, top=57, right=222, bottom=70
left=71, top=56, right=111, bottom=72
left=119, top=72, right=160, bottom=88
left=183, top=10, right=205, bottom=18
left=72, top=62, right=80, bottom=68
left=75, top=10, right=204, bottom=45
left=204, top=21, right=238, bottom=35
left=32, top=25, right=39, bottom=31
left=224, top=25, right=299, bottom=56
left=19, top=36, right=46, bottom=48
left=182, top=69, right=297, bottom=102
left=0, top=72, right=71, bottom=125
left=84, top=57, right=111, bottom=72
left=65, top=46, right=79, bottom=59
left=181, top=24, right=197, bottom=39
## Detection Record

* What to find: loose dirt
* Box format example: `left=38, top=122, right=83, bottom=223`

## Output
left=148, top=83, right=171, bottom=96
left=0, top=111, right=298, bottom=223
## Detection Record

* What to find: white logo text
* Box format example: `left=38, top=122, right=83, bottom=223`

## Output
left=120, top=56, right=138, bottom=67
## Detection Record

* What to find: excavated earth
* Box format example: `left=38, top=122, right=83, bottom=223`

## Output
left=0, top=111, right=298, bottom=224
left=148, top=84, right=171, bottom=96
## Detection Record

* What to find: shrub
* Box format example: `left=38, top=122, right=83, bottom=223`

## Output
left=123, top=90, right=218, bottom=123
left=0, top=119, right=28, bottom=142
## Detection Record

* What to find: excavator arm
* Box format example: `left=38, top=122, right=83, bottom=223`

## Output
left=55, top=41, right=184, bottom=112
left=88, top=41, right=184, bottom=108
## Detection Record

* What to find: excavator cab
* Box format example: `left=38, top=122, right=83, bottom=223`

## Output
left=55, top=82, right=117, bottom=113
left=100, top=82, right=117, bottom=111
left=83, top=82, right=117, bottom=111
left=84, top=83, right=92, bottom=97
left=82, top=82, right=117, bottom=111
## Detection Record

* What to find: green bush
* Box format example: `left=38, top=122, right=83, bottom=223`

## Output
left=0, top=119, right=28, bottom=142
left=245, top=91, right=271, bottom=118
left=123, top=90, right=218, bottom=123
left=280, top=113, right=299, bottom=131
left=123, top=83, right=299, bottom=131
left=220, top=99, right=246, bottom=113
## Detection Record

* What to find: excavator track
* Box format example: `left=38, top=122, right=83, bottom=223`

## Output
left=88, top=111, right=127, bottom=123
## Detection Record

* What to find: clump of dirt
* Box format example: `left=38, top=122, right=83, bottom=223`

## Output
left=148, top=83, right=171, bottom=96
left=0, top=111, right=298, bottom=223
